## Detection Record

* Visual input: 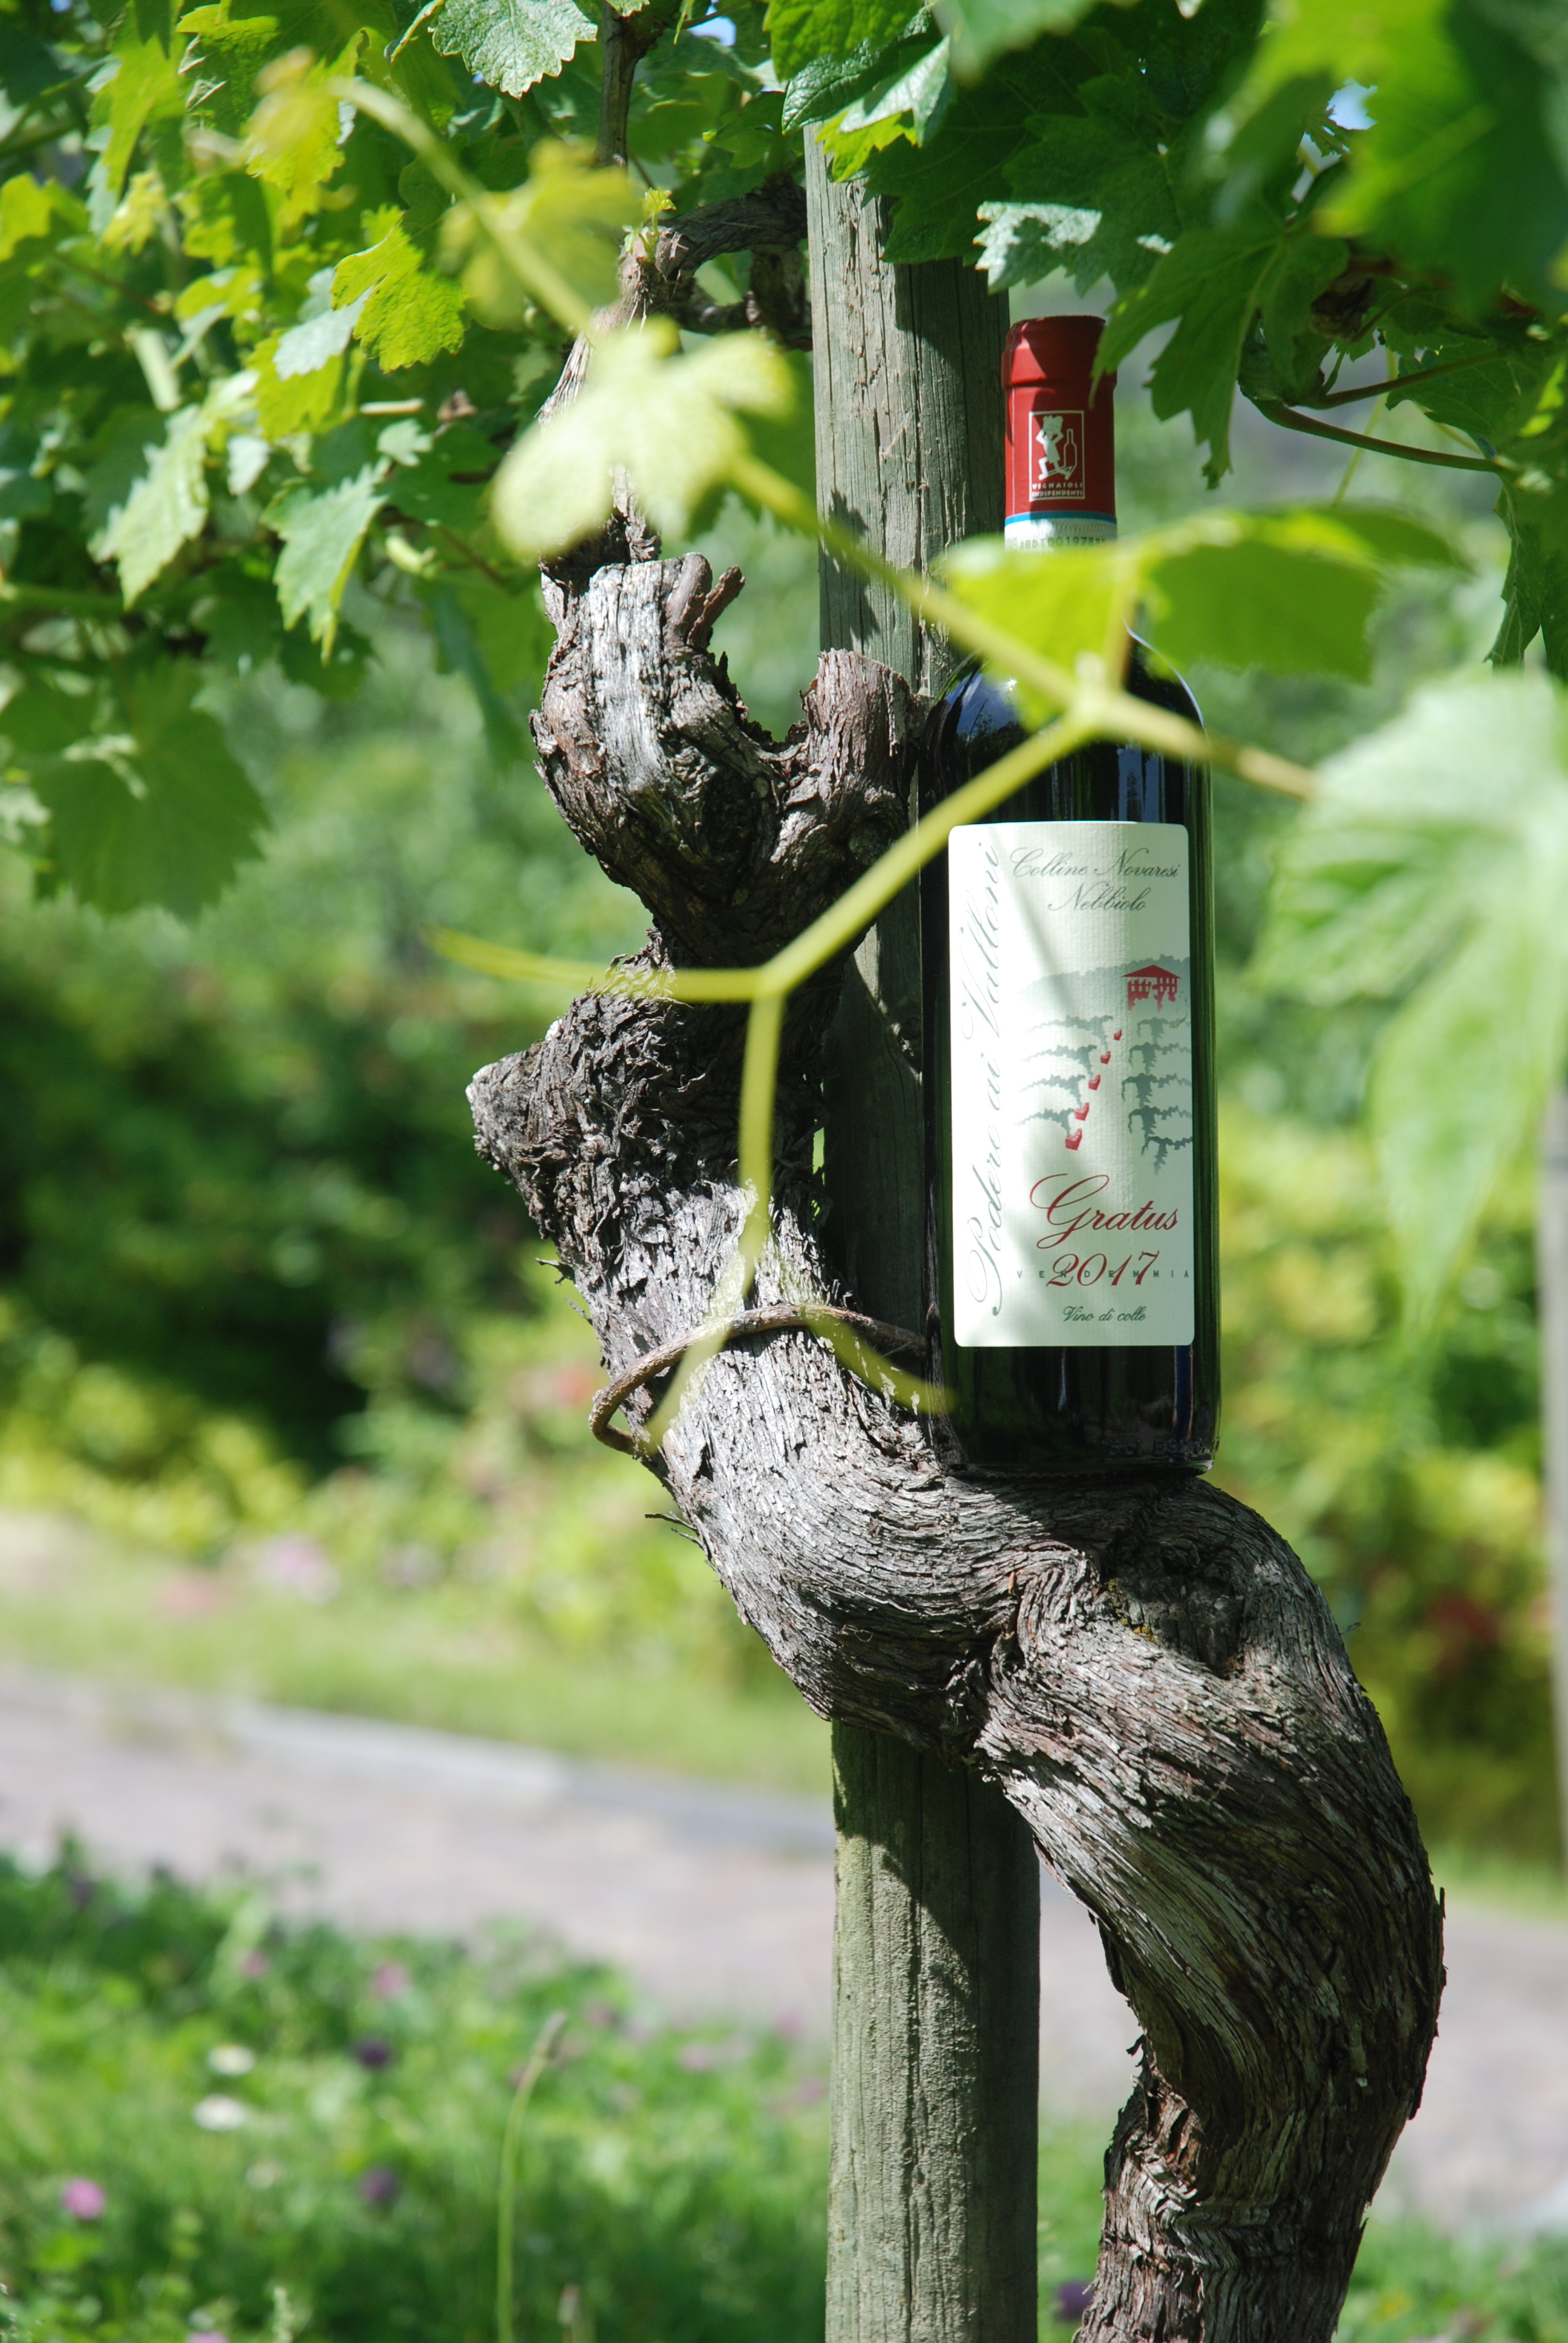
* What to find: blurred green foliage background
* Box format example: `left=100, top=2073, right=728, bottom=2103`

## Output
left=0, top=341, right=1553, bottom=1856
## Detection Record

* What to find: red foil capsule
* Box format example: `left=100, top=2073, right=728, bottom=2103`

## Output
left=1004, top=315, right=1117, bottom=548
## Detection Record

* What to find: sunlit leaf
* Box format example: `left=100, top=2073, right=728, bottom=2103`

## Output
left=93, top=407, right=209, bottom=603
left=491, top=320, right=797, bottom=559
left=939, top=505, right=1459, bottom=704
left=271, top=466, right=387, bottom=646
left=768, top=0, right=915, bottom=80
left=0, top=171, right=70, bottom=263
left=1100, top=224, right=1346, bottom=483
left=442, top=141, right=635, bottom=329
left=89, top=28, right=185, bottom=206
left=1238, top=0, right=1568, bottom=309
left=1257, top=669, right=1568, bottom=1325
left=431, top=0, right=595, bottom=98
left=244, top=47, right=348, bottom=230
left=332, top=211, right=466, bottom=372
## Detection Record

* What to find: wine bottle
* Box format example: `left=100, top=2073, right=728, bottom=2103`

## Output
left=920, top=314, right=1219, bottom=1475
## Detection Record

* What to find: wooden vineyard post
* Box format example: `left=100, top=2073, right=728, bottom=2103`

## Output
left=806, top=143, right=1043, bottom=2343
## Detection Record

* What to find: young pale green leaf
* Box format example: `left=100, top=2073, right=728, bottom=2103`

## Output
left=491, top=321, right=797, bottom=560
left=0, top=171, right=71, bottom=263
left=252, top=334, right=348, bottom=437
left=939, top=505, right=1457, bottom=698
left=1256, top=668, right=1568, bottom=1323
left=826, top=34, right=952, bottom=151
left=91, top=375, right=259, bottom=603
left=332, top=212, right=466, bottom=372
left=431, top=0, right=595, bottom=98
left=273, top=292, right=367, bottom=379
left=1145, top=540, right=1380, bottom=679
left=272, top=467, right=387, bottom=647
left=442, top=142, right=636, bottom=328
left=90, top=29, right=186, bottom=205
left=936, top=534, right=1131, bottom=705
left=244, top=48, right=348, bottom=229
left=33, top=669, right=266, bottom=919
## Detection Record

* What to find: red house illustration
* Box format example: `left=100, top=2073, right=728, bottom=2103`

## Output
left=1125, top=963, right=1179, bottom=1009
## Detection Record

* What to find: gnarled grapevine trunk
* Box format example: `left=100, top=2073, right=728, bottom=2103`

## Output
left=468, top=534, right=1443, bottom=2339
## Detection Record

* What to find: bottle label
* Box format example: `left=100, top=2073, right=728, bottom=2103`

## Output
left=948, top=820, right=1195, bottom=1349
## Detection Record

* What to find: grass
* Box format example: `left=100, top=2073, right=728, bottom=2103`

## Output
left=2, top=1852, right=1567, bottom=2343
left=0, top=1854, right=1108, bottom=2343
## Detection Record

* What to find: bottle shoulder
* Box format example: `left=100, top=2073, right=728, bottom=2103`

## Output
left=923, top=638, right=1203, bottom=802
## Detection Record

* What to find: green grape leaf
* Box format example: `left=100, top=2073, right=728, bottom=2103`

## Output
left=768, top=0, right=920, bottom=82
left=92, top=404, right=209, bottom=602
left=244, top=47, right=350, bottom=229
left=272, top=289, right=367, bottom=378
left=782, top=27, right=937, bottom=129
left=271, top=465, right=387, bottom=646
left=1492, top=483, right=1568, bottom=677
left=1146, top=542, right=1380, bottom=680
left=332, top=211, right=468, bottom=372
left=1235, top=0, right=1568, bottom=310
left=1100, top=223, right=1333, bottom=483
left=815, top=32, right=952, bottom=170
left=31, top=667, right=266, bottom=918
left=933, top=0, right=1095, bottom=82
left=90, top=28, right=186, bottom=205
left=91, top=375, right=256, bottom=603
left=0, top=22, right=71, bottom=110
left=431, top=0, right=595, bottom=99
left=864, top=48, right=1049, bottom=261
left=941, top=505, right=1459, bottom=705
left=988, top=116, right=1179, bottom=292
left=491, top=319, right=797, bottom=558
left=388, top=421, right=498, bottom=531
left=0, top=171, right=74, bottom=262
left=1256, top=669, right=1568, bottom=1326
left=254, top=339, right=349, bottom=440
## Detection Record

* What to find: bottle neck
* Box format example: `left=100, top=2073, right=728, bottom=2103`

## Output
left=1004, top=366, right=1117, bottom=550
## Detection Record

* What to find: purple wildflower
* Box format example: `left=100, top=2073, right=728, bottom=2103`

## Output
left=60, top=2179, right=106, bottom=2220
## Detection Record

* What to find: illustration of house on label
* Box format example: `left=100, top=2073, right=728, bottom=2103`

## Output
left=1125, top=963, right=1181, bottom=1008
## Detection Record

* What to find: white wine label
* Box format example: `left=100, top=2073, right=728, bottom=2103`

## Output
left=947, top=820, right=1195, bottom=1349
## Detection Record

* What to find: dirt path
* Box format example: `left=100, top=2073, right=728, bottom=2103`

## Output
left=0, top=1664, right=1561, bottom=2233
